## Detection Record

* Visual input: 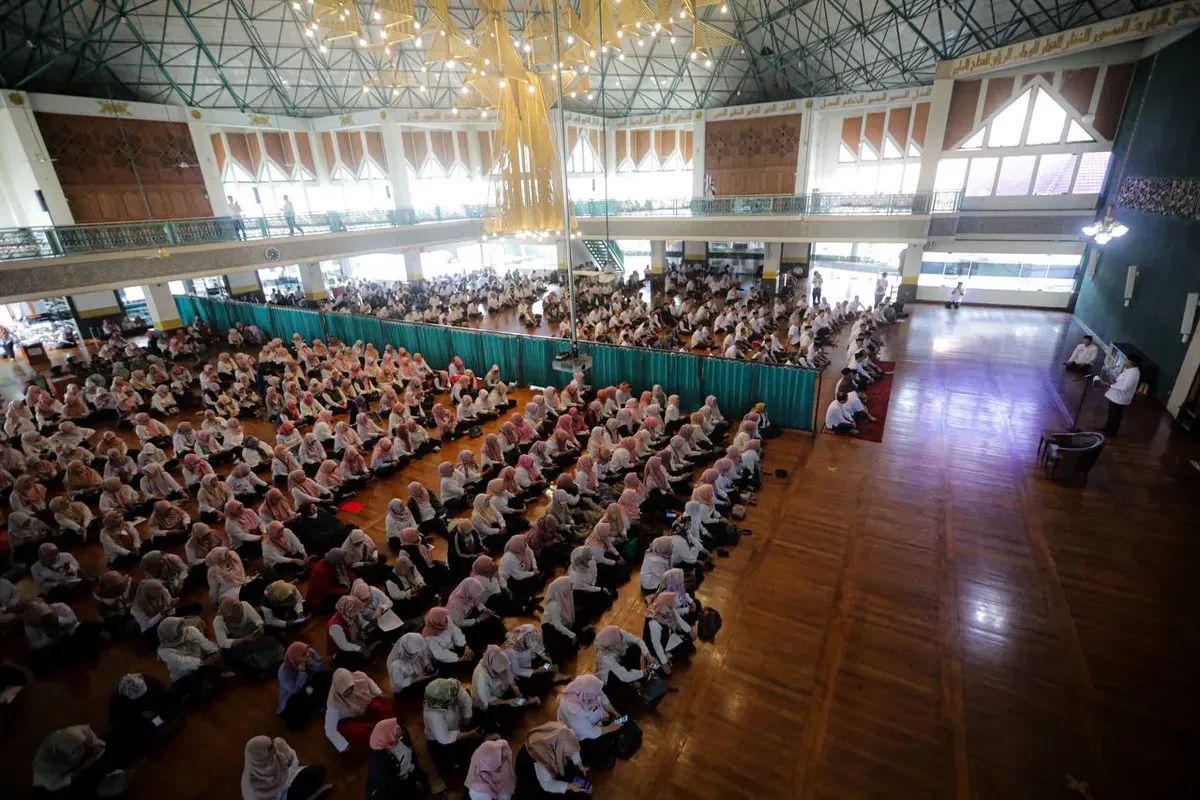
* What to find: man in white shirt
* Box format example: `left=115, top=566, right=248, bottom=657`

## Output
left=227, top=196, right=245, bottom=240
left=810, top=270, right=823, bottom=304
left=1098, top=355, right=1140, bottom=436
left=825, top=393, right=858, bottom=435
left=949, top=282, right=965, bottom=309
left=1064, top=335, right=1100, bottom=372
left=281, top=194, right=303, bottom=236
left=874, top=272, right=889, bottom=308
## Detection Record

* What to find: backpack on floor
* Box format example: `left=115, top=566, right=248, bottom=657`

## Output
left=614, top=720, right=644, bottom=759
left=731, top=504, right=746, bottom=520
left=467, top=425, right=483, bottom=439
left=697, top=608, right=723, bottom=641
left=639, top=676, right=669, bottom=705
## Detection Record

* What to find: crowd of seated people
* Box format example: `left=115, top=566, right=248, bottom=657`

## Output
left=1, top=314, right=781, bottom=799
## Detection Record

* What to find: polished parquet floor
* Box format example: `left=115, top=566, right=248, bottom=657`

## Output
left=3, top=303, right=1200, bottom=800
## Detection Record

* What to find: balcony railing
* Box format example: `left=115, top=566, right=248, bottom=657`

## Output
left=0, top=191, right=960, bottom=263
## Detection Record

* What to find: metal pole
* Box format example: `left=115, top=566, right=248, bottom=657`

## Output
left=550, top=0, right=578, bottom=351
left=1070, top=373, right=1094, bottom=432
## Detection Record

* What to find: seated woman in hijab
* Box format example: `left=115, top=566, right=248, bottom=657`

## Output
left=493, top=533, right=541, bottom=610
left=312, top=459, right=350, bottom=502
left=422, top=606, right=474, bottom=670
left=241, top=735, right=328, bottom=800
left=568, top=546, right=614, bottom=624
left=260, top=521, right=310, bottom=581
left=291, top=502, right=345, bottom=557
left=180, top=453, right=214, bottom=492
left=471, top=644, right=537, bottom=736
left=183, top=522, right=228, bottom=585
left=297, top=433, right=328, bottom=475
left=386, top=632, right=436, bottom=697
left=22, top=597, right=103, bottom=668
left=341, top=528, right=390, bottom=585
left=471, top=493, right=508, bottom=555
left=465, top=739, right=517, bottom=800
left=540, top=576, right=585, bottom=668
left=222, top=500, right=265, bottom=559
left=145, top=500, right=190, bottom=548
left=446, top=576, right=507, bottom=652
left=226, top=463, right=269, bottom=502
left=406, top=480, right=447, bottom=537
left=99, top=511, right=142, bottom=568
left=215, top=595, right=285, bottom=682
left=643, top=591, right=696, bottom=674
left=324, top=667, right=394, bottom=752
left=422, top=677, right=480, bottom=772
left=515, top=721, right=586, bottom=797
left=48, top=496, right=96, bottom=544
left=128, top=577, right=182, bottom=639
left=99, top=476, right=148, bottom=518
left=366, top=718, right=433, bottom=799
left=556, top=673, right=629, bottom=768
left=257, top=487, right=299, bottom=528
left=65, top=459, right=102, bottom=503
left=259, top=579, right=307, bottom=632
left=31, top=725, right=133, bottom=798
left=30, top=542, right=89, bottom=601
left=270, top=445, right=302, bottom=487
left=92, top=571, right=134, bottom=633
left=276, top=642, right=330, bottom=731
left=593, top=624, right=657, bottom=709
left=287, top=469, right=333, bottom=510
left=197, top=474, right=233, bottom=523
left=240, top=436, right=274, bottom=473
left=337, top=445, right=371, bottom=493
left=382, top=553, right=433, bottom=620
left=139, top=464, right=185, bottom=508
left=305, top=547, right=355, bottom=612
left=103, top=447, right=139, bottom=484
left=455, top=449, right=486, bottom=495
left=440, top=518, right=479, bottom=579
left=326, top=594, right=378, bottom=670
left=438, top=461, right=469, bottom=513
left=205, top=546, right=252, bottom=605
left=108, top=673, right=183, bottom=763
left=6, top=510, right=54, bottom=564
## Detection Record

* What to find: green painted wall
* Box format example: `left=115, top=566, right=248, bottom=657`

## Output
left=1074, top=32, right=1200, bottom=402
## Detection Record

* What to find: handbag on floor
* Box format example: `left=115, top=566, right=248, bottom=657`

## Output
left=697, top=608, right=722, bottom=641
left=731, top=504, right=746, bottom=520
left=639, top=676, right=669, bottom=705
left=614, top=720, right=644, bottom=759
left=467, top=426, right=483, bottom=439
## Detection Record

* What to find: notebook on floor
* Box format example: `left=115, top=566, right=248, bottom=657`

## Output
left=339, top=500, right=367, bottom=513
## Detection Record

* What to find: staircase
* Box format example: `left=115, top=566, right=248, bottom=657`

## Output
left=582, top=239, right=625, bottom=272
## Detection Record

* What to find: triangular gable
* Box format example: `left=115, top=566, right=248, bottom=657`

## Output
left=948, top=76, right=1107, bottom=150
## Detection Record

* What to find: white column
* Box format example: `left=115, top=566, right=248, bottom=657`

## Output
left=0, top=93, right=72, bottom=225
left=226, top=270, right=263, bottom=298
left=69, top=290, right=122, bottom=336
left=308, top=125, right=334, bottom=212
left=691, top=113, right=706, bottom=198
left=604, top=127, right=618, bottom=191
left=404, top=250, right=424, bottom=282
left=141, top=283, right=183, bottom=331
left=763, top=242, right=782, bottom=280
left=683, top=240, right=707, bottom=266
left=186, top=120, right=230, bottom=216
left=380, top=120, right=413, bottom=212
left=298, top=262, right=328, bottom=300
left=465, top=129, right=483, bottom=181
left=901, top=65, right=955, bottom=302
left=649, top=240, right=666, bottom=275
left=557, top=240, right=569, bottom=273
left=795, top=108, right=816, bottom=196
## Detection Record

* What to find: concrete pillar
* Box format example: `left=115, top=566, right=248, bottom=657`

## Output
left=649, top=240, right=666, bottom=276
left=465, top=129, right=483, bottom=181
left=141, top=283, right=184, bottom=331
left=691, top=114, right=707, bottom=198
left=794, top=109, right=815, bottom=196
left=762, top=242, right=782, bottom=296
left=298, top=262, right=328, bottom=301
left=186, top=120, right=230, bottom=217
left=780, top=243, right=811, bottom=296
left=69, top=290, right=123, bottom=338
left=225, top=270, right=264, bottom=300
left=308, top=127, right=334, bottom=212
left=404, top=250, right=424, bottom=283
left=683, top=241, right=707, bottom=267
left=604, top=127, right=618, bottom=191
left=380, top=120, right=413, bottom=214
left=338, top=258, right=353, bottom=278
left=557, top=240, right=570, bottom=273
left=901, top=65, right=955, bottom=303
left=0, top=92, right=72, bottom=226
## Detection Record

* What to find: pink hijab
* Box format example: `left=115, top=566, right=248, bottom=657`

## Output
left=466, top=740, right=517, bottom=798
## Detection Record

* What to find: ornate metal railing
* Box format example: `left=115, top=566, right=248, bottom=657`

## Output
left=0, top=191, right=959, bottom=262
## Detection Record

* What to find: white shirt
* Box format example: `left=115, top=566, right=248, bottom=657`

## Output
left=825, top=399, right=856, bottom=429
left=1068, top=343, right=1100, bottom=366
left=1105, top=365, right=1140, bottom=405
left=422, top=687, right=473, bottom=745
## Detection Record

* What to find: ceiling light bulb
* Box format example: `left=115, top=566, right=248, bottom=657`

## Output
left=528, top=84, right=536, bottom=94
left=484, top=58, right=490, bottom=65
left=292, top=2, right=300, bottom=9
left=721, top=3, right=727, bottom=11
left=570, top=91, right=577, bottom=98
left=384, top=47, right=391, bottom=55
left=567, top=35, right=575, bottom=44
left=637, top=39, right=644, bottom=46
left=358, top=38, right=367, bottom=46
left=670, top=36, right=676, bottom=43
left=319, top=44, right=328, bottom=53
left=305, top=28, right=314, bottom=37
left=498, top=79, right=507, bottom=87
left=524, top=43, right=531, bottom=52
left=413, top=21, right=419, bottom=29
left=616, top=30, right=623, bottom=38
left=618, top=53, right=625, bottom=60
left=601, top=45, right=608, bottom=54
left=420, top=65, right=427, bottom=72
left=419, top=84, right=426, bottom=92
left=690, top=51, right=697, bottom=60
left=587, top=92, right=594, bottom=99
left=392, top=88, right=399, bottom=95
left=705, top=59, right=712, bottom=67
left=440, top=29, right=446, bottom=36
left=452, top=108, right=459, bottom=115
left=363, top=85, right=370, bottom=92
left=461, top=86, right=469, bottom=93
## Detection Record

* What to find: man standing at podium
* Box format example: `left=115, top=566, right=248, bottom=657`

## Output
left=1098, top=354, right=1140, bottom=437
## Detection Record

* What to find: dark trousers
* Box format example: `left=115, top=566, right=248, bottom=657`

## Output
left=1102, top=400, right=1126, bottom=435
left=812, top=287, right=821, bottom=304
left=829, top=423, right=856, bottom=434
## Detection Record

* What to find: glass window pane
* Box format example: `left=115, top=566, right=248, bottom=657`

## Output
left=987, top=90, right=1032, bottom=148
left=960, top=129, right=985, bottom=150
left=851, top=165, right=878, bottom=194
left=1066, top=120, right=1093, bottom=143
left=907, top=142, right=921, bottom=158
left=859, top=142, right=878, bottom=161
left=838, top=143, right=856, bottom=163
left=882, top=138, right=903, bottom=159
left=1033, top=153, right=1077, bottom=195
left=901, top=163, right=919, bottom=194
left=1073, top=151, right=1112, bottom=193
left=965, top=157, right=999, bottom=196
left=1025, top=89, right=1068, bottom=145
left=934, top=159, right=968, bottom=192
left=877, top=163, right=903, bottom=193
left=994, top=155, right=1037, bottom=196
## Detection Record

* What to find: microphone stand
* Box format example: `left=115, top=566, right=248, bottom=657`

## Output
left=1069, top=373, right=1095, bottom=432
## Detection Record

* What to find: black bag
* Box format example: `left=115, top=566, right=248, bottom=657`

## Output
left=577, top=625, right=596, bottom=647
left=467, top=425, right=483, bottom=439
left=614, top=720, right=643, bottom=759
left=697, top=608, right=722, bottom=641
left=639, top=676, right=669, bottom=705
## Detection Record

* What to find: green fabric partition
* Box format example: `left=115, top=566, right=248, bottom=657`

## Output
left=380, top=321, right=419, bottom=353
left=518, top=336, right=564, bottom=388
left=589, top=345, right=647, bottom=393
left=700, top=358, right=756, bottom=420
left=268, top=306, right=325, bottom=343
left=415, top=325, right=452, bottom=371
left=449, top=330, right=486, bottom=375
left=173, top=296, right=197, bottom=325
left=753, top=364, right=817, bottom=431
left=642, top=350, right=704, bottom=411
left=324, top=312, right=382, bottom=347
left=248, top=303, right=274, bottom=337
left=480, top=333, right=522, bottom=381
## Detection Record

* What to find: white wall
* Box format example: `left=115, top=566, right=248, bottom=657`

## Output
left=916, top=285, right=1072, bottom=308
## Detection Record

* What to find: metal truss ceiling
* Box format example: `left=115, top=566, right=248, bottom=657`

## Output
left=0, top=0, right=1172, bottom=117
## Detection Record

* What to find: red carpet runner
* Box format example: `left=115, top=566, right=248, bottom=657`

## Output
left=851, top=361, right=894, bottom=443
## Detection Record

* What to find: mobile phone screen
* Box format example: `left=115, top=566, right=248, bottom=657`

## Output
left=515, top=697, right=526, bottom=706
left=614, top=715, right=628, bottom=725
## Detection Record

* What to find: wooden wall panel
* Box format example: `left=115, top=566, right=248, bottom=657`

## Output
left=262, top=132, right=287, bottom=169
left=336, top=131, right=363, bottom=173
left=1060, top=67, right=1099, bottom=117
left=295, top=132, right=316, bottom=174
left=945, top=80, right=982, bottom=147
left=225, top=133, right=254, bottom=175
left=632, top=130, right=651, bottom=165
left=680, top=129, right=693, bottom=165
left=981, top=76, right=1015, bottom=120
left=211, top=134, right=227, bottom=175
left=616, top=130, right=628, bottom=166
left=479, top=132, right=494, bottom=175
left=589, top=129, right=603, bottom=169
left=320, top=132, right=337, bottom=173
left=428, top=131, right=453, bottom=172
left=911, top=102, right=930, bottom=148
left=401, top=131, right=426, bottom=170
left=246, top=134, right=263, bottom=176
left=1094, top=62, right=1134, bottom=141
left=35, top=112, right=212, bottom=223
left=887, top=106, right=912, bottom=150
left=455, top=132, right=469, bottom=169
left=365, top=131, right=386, bottom=170
left=863, top=112, right=885, bottom=153
left=841, top=116, right=861, bottom=150
left=704, top=114, right=801, bottom=196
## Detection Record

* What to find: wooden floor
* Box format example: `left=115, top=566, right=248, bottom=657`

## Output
left=3, top=303, right=1200, bottom=800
